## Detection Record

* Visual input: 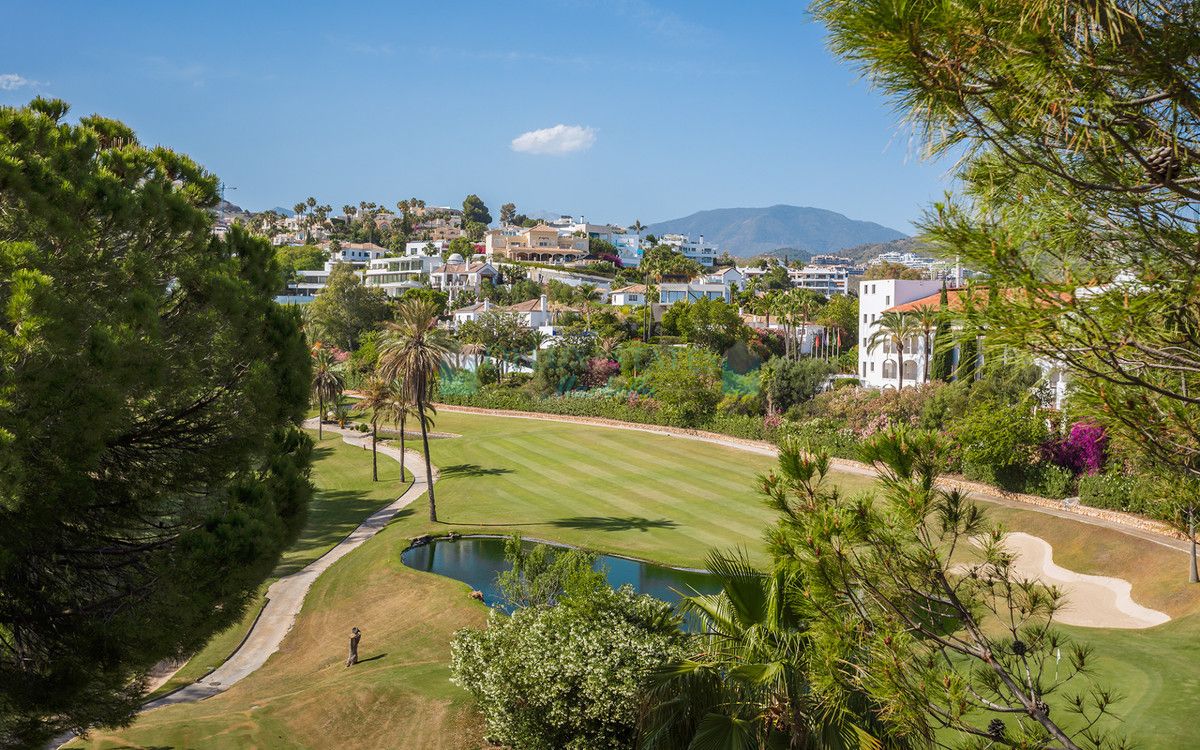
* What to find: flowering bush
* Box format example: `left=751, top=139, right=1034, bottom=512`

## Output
left=581, top=358, right=620, bottom=389
left=1043, top=421, right=1108, bottom=476
left=803, top=383, right=945, bottom=437
left=450, top=585, right=683, bottom=750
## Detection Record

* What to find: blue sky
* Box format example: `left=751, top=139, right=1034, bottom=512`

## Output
left=1, top=1, right=955, bottom=232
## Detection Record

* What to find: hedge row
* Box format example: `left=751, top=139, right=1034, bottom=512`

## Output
left=438, top=390, right=774, bottom=441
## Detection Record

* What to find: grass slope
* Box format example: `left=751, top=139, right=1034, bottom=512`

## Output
left=144, top=431, right=411, bottom=700
left=73, top=413, right=1199, bottom=748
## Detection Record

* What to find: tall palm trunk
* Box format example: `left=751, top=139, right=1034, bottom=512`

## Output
left=417, top=390, right=436, bottom=522
left=922, top=329, right=932, bottom=383
left=896, top=342, right=904, bottom=391
left=398, top=413, right=407, bottom=480
left=371, top=422, right=378, bottom=481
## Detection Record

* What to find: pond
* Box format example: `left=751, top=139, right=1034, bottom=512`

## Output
left=402, top=536, right=721, bottom=618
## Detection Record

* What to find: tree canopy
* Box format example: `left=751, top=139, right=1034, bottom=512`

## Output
left=304, top=262, right=391, bottom=351
left=0, top=99, right=313, bottom=746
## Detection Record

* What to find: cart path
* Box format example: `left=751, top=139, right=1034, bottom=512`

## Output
left=141, top=420, right=432, bottom=711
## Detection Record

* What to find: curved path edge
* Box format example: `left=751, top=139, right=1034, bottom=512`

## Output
left=145, top=421, right=430, bottom=711
left=435, top=404, right=1188, bottom=555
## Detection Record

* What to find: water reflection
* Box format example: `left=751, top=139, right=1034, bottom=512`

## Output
left=402, top=536, right=720, bottom=625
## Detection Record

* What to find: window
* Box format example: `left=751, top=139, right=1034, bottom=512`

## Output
left=870, top=362, right=875, bottom=372
left=885, top=295, right=890, bottom=305
left=862, top=313, right=867, bottom=323
left=882, top=360, right=896, bottom=379
left=862, top=362, right=867, bottom=376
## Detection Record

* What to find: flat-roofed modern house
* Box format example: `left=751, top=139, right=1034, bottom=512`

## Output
left=363, top=254, right=445, bottom=297
left=658, top=281, right=732, bottom=304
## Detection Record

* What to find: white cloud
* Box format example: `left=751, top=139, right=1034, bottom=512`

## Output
left=0, top=74, right=35, bottom=90
left=510, top=124, right=597, bottom=156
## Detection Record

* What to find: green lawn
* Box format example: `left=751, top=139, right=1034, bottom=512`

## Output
left=72, top=413, right=1200, bottom=748
left=144, top=430, right=411, bottom=700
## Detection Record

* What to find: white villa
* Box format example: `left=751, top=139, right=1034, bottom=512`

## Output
left=857, top=279, right=943, bottom=387
left=430, top=254, right=499, bottom=302
left=610, top=284, right=648, bottom=306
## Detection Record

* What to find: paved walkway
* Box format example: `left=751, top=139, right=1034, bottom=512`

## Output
left=143, top=420, right=431, bottom=711
left=436, top=405, right=1191, bottom=556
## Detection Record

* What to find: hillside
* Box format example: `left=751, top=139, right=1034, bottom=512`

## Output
left=646, top=205, right=907, bottom=257
left=837, top=236, right=931, bottom=264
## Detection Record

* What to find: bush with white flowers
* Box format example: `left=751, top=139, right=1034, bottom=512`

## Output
left=450, top=584, right=684, bottom=750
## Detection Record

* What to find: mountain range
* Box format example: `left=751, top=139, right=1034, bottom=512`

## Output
left=646, top=204, right=908, bottom=258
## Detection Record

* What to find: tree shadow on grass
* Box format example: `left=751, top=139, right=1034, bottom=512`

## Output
left=356, top=653, right=387, bottom=664
left=548, top=516, right=679, bottom=533
left=438, top=463, right=514, bottom=479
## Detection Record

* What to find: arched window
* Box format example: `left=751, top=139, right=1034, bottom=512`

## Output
left=902, top=359, right=918, bottom=382
left=882, top=360, right=897, bottom=379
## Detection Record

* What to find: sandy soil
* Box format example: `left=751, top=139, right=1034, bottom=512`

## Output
left=1002, top=532, right=1171, bottom=629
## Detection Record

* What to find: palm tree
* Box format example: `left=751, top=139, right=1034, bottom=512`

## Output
left=641, top=552, right=881, bottom=749
left=574, top=283, right=601, bottom=332
left=868, top=310, right=920, bottom=391
left=383, top=378, right=419, bottom=482
left=790, top=289, right=824, bottom=359
left=629, top=218, right=647, bottom=247
left=310, top=348, right=344, bottom=440
left=378, top=299, right=453, bottom=522
left=910, top=304, right=941, bottom=383
left=356, top=376, right=392, bottom=481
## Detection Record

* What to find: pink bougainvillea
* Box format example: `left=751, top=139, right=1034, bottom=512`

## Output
left=1044, top=421, right=1108, bottom=475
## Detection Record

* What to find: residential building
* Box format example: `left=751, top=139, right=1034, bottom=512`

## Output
left=610, top=284, right=648, bottom=306
left=610, top=232, right=644, bottom=266
left=485, top=224, right=589, bottom=263
left=857, top=279, right=944, bottom=388
left=328, top=241, right=389, bottom=266
left=658, top=233, right=718, bottom=267
left=790, top=264, right=851, bottom=295
left=701, top=266, right=746, bottom=289
left=362, top=253, right=444, bottom=297
left=810, top=254, right=853, bottom=266
left=451, top=295, right=574, bottom=332
left=405, top=240, right=448, bottom=256
left=430, top=254, right=499, bottom=302
left=659, top=281, right=732, bottom=304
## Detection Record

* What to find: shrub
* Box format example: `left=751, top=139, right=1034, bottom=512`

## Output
left=760, top=357, right=833, bottom=413
left=717, top=393, right=763, bottom=417
left=437, top=368, right=481, bottom=397
left=535, top=334, right=594, bottom=394
left=476, top=360, right=500, bottom=386
left=1043, top=421, right=1108, bottom=476
left=832, top=377, right=860, bottom=390
left=581, top=358, right=619, bottom=389
left=645, top=347, right=723, bottom=426
left=451, top=584, right=683, bottom=750
left=615, top=341, right=657, bottom=378
left=778, top=418, right=861, bottom=460
left=1026, top=463, right=1075, bottom=499
left=805, top=383, right=944, bottom=437
left=1078, top=472, right=1156, bottom=514
left=948, top=401, right=1048, bottom=492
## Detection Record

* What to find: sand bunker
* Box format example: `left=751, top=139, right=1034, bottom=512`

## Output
left=1001, top=532, right=1170, bottom=629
